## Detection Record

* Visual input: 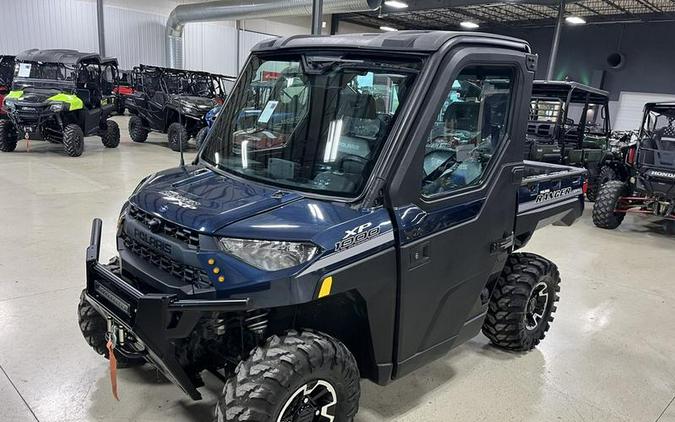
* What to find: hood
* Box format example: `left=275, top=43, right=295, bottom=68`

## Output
left=131, top=166, right=304, bottom=234
left=7, top=88, right=62, bottom=104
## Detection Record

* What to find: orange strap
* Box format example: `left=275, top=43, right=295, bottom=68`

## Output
left=106, top=339, right=120, bottom=401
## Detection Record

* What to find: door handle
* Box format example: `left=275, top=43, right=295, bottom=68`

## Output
left=408, top=241, right=430, bottom=269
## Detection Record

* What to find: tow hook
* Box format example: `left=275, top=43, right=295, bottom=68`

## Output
left=106, top=316, right=126, bottom=347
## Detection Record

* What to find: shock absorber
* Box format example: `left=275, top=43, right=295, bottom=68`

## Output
left=244, top=310, right=269, bottom=336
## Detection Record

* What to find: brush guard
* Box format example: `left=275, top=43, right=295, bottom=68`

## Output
left=84, top=218, right=250, bottom=400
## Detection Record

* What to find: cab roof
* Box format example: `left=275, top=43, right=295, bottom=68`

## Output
left=252, top=30, right=530, bottom=54
left=533, top=80, right=609, bottom=103
left=16, top=49, right=100, bottom=65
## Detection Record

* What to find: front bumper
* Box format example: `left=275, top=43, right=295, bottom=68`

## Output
left=84, top=218, right=249, bottom=399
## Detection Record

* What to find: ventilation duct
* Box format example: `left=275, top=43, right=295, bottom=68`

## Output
left=166, top=0, right=381, bottom=69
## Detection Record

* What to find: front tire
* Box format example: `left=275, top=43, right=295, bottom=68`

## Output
left=0, top=120, right=18, bottom=152
left=195, top=127, right=208, bottom=149
left=167, top=122, right=188, bottom=152
left=587, top=166, right=618, bottom=201
left=482, top=253, right=561, bottom=351
left=100, top=120, right=120, bottom=148
left=592, top=180, right=629, bottom=229
left=128, top=116, right=148, bottom=143
left=217, top=330, right=360, bottom=422
left=77, top=289, right=145, bottom=368
left=63, top=124, right=84, bottom=157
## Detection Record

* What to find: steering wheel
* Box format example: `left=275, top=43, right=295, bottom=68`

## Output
left=422, top=152, right=456, bottom=183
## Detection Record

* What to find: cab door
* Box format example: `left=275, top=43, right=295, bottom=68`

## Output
left=387, top=47, right=534, bottom=378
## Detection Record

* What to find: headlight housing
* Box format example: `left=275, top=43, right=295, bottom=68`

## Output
left=218, top=238, right=319, bottom=271
left=49, top=102, right=65, bottom=112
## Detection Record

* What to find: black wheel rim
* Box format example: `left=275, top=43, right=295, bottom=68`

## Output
left=277, top=380, right=337, bottom=422
left=525, top=281, right=549, bottom=331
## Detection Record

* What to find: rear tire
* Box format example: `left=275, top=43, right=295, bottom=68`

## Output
left=482, top=253, right=560, bottom=351
left=63, top=124, right=84, bottom=157
left=0, top=120, right=18, bottom=152
left=592, top=180, right=629, bottom=229
left=77, top=289, right=145, bottom=368
left=128, top=116, right=148, bottom=143
left=116, top=98, right=126, bottom=115
left=216, top=330, right=360, bottom=422
left=588, top=166, right=618, bottom=201
left=167, top=122, right=188, bottom=152
left=195, top=127, right=208, bottom=149
left=100, top=120, right=120, bottom=148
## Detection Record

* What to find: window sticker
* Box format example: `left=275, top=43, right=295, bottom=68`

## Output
left=18, top=63, right=31, bottom=77
left=257, top=100, right=279, bottom=123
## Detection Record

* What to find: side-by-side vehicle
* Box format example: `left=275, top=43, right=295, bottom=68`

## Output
left=525, top=81, right=622, bottom=200
left=593, top=102, right=675, bottom=232
left=78, top=31, right=586, bottom=421
left=126, top=65, right=229, bottom=151
left=0, top=49, right=119, bottom=156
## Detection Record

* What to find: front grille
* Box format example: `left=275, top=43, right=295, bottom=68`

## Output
left=128, top=204, right=200, bottom=249
left=121, top=231, right=211, bottom=289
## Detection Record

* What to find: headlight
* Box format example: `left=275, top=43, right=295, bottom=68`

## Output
left=218, top=238, right=319, bottom=271
left=3, top=100, right=15, bottom=111
left=49, top=103, right=64, bottom=112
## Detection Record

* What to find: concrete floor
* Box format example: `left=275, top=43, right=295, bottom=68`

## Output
left=0, top=115, right=673, bottom=422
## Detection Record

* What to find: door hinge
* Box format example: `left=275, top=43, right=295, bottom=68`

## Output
left=491, top=232, right=514, bottom=254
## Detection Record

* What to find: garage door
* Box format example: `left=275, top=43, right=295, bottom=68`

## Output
left=613, top=92, right=675, bottom=131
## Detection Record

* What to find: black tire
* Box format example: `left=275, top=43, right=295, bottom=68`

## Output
left=482, top=253, right=561, bottom=351
left=592, top=180, right=629, bottom=229
left=195, top=127, right=208, bottom=149
left=665, top=220, right=675, bottom=235
left=0, top=120, right=18, bottom=152
left=128, top=116, right=148, bottom=143
left=77, top=289, right=145, bottom=368
left=587, top=166, right=618, bottom=201
left=100, top=119, right=120, bottom=148
left=63, top=124, right=84, bottom=157
left=167, top=122, right=188, bottom=152
left=116, top=98, right=126, bottom=115
left=217, top=330, right=360, bottom=422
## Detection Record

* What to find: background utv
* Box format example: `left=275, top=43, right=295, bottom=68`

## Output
left=79, top=31, right=586, bottom=422
left=126, top=65, right=228, bottom=151
left=0, top=49, right=120, bottom=157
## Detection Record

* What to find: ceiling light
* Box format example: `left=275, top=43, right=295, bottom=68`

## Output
left=565, top=16, right=586, bottom=24
left=380, top=26, right=399, bottom=32
left=460, top=21, right=480, bottom=29
left=384, top=0, right=409, bottom=8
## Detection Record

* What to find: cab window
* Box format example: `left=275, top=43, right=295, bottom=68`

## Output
left=421, top=66, right=514, bottom=197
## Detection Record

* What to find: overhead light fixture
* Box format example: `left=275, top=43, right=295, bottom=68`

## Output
left=380, top=26, right=399, bottom=32
left=460, top=21, right=480, bottom=29
left=384, top=0, right=409, bottom=8
left=565, top=16, right=586, bottom=24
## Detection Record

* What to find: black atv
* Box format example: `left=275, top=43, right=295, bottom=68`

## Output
left=593, top=102, right=675, bottom=232
left=125, top=65, right=225, bottom=152
left=525, top=81, right=622, bottom=200
left=0, top=55, right=15, bottom=120
left=0, top=49, right=120, bottom=157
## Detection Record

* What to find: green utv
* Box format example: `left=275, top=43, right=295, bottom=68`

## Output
left=0, top=49, right=120, bottom=157
left=525, top=81, right=623, bottom=200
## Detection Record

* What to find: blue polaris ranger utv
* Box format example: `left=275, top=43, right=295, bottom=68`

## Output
left=79, top=31, right=586, bottom=421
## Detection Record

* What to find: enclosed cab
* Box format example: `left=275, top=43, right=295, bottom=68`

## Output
left=0, top=49, right=120, bottom=156
left=593, top=102, right=675, bottom=231
left=78, top=31, right=585, bottom=421
left=526, top=81, right=621, bottom=199
left=126, top=65, right=227, bottom=151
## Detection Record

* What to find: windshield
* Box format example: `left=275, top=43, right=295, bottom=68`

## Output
left=202, top=53, right=422, bottom=197
left=13, top=61, right=76, bottom=82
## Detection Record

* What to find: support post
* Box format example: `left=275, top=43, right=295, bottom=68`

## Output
left=311, top=0, right=324, bottom=35
left=96, top=0, right=106, bottom=56
left=546, top=0, right=565, bottom=81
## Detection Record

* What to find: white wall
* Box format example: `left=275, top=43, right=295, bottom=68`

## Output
left=0, top=0, right=308, bottom=74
